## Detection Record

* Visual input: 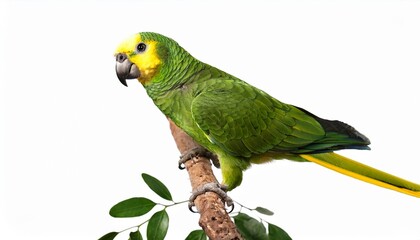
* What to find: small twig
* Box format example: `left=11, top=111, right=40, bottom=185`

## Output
left=168, top=119, right=242, bottom=240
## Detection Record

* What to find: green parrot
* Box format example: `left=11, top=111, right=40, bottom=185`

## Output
left=115, top=32, right=420, bottom=198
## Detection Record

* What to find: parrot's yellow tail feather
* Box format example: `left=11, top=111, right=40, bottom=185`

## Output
left=300, top=153, right=420, bottom=198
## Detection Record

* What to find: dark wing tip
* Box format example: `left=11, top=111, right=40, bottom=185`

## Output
left=294, top=106, right=371, bottom=146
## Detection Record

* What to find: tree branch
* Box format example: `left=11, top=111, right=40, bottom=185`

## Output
left=168, top=119, right=242, bottom=240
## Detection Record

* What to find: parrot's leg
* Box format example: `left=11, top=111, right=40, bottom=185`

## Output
left=180, top=147, right=233, bottom=212
left=188, top=182, right=234, bottom=213
left=179, top=146, right=220, bottom=169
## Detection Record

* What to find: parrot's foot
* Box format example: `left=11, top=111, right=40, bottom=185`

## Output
left=179, top=146, right=220, bottom=169
left=188, top=182, right=234, bottom=213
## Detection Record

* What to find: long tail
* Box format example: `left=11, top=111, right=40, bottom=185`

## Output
left=300, top=152, right=420, bottom=198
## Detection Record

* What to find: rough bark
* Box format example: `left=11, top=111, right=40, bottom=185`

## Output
left=168, top=119, right=243, bottom=240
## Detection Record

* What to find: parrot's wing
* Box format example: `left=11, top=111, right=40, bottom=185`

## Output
left=191, top=81, right=325, bottom=157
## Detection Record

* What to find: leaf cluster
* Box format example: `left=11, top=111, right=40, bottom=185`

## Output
left=99, top=173, right=291, bottom=240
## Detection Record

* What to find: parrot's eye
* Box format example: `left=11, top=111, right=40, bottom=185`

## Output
left=136, top=43, right=147, bottom=53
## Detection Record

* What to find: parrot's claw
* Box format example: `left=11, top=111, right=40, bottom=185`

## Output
left=179, top=146, right=220, bottom=169
left=188, top=182, right=234, bottom=213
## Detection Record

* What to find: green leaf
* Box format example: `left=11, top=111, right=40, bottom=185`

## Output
left=255, top=207, right=274, bottom=216
left=268, top=223, right=292, bottom=240
left=129, top=230, right=143, bottom=240
left=147, top=209, right=169, bottom=240
left=185, top=229, right=207, bottom=240
left=109, top=197, right=156, bottom=218
left=142, top=173, right=173, bottom=201
left=98, top=231, right=118, bottom=240
left=232, top=212, right=251, bottom=221
left=233, top=213, right=268, bottom=240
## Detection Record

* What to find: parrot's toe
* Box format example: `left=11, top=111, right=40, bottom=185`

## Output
left=179, top=146, right=220, bottom=169
left=188, top=182, right=234, bottom=213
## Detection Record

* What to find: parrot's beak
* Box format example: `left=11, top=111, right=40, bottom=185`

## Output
left=115, top=53, right=140, bottom=87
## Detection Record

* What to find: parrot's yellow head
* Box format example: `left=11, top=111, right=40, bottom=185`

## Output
left=115, top=33, right=165, bottom=86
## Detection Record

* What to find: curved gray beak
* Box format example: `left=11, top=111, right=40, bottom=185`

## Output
left=115, top=53, right=140, bottom=86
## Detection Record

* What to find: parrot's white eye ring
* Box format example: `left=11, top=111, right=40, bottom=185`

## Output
left=136, top=42, right=147, bottom=53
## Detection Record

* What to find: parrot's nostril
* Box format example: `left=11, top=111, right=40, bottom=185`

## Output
left=116, top=53, right=127, bottom=63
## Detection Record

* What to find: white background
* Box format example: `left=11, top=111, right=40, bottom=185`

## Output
left=1, top=0, right=420, bottom=239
